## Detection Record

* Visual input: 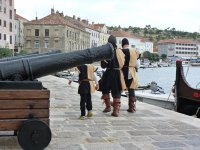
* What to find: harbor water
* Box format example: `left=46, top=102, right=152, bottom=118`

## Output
left=137, top=66, right=200, bottom=93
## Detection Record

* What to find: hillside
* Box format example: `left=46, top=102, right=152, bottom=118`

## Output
left=108, top=25, right=200, bottom=44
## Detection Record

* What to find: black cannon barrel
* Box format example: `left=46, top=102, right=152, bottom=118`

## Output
left=0, top=43, right=114, bottom=81
left=0, top=50, right=62, bottom=62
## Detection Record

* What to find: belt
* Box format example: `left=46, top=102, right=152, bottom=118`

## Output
left=123, top=66, right=135, bottom=68
left=107, top=68, right=120, bottom=70
left=79, top=79, right=90, bottom=83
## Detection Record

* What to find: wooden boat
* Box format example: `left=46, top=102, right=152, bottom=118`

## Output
left=174, top=60, right=200, bottom=118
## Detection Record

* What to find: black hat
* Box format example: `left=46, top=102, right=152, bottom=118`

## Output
left=108, top=35, right=117, bottom=49
left=122, top=38, right=129, bottom=47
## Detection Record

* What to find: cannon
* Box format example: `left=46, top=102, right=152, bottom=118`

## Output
left=0, top=43, right=114, bottom=150
left=0, top=50, right=62, bottom=62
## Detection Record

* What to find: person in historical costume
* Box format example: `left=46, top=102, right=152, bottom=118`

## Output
left=121, top=38, right=140, bottom=113
left=100, top=35, right=126, bottom=117
left=68, top=64, right=99, bottom=120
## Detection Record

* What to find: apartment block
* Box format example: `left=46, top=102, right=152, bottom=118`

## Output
left=0, top=0, right=15, bottom=49
left=111, top=29, right=153, bottom=53
left=24, top=10, right=90, bottom=53
left=158, top=39, right=198, bottom=60
left=14, top=10, right=29, bottom=53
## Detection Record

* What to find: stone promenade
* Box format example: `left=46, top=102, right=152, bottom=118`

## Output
left=0, top=75, right=200, bottom=150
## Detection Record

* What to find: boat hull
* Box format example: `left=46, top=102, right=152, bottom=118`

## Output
left=175, top=61, right=200, bottom=117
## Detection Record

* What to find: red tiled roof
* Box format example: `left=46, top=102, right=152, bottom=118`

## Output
left=92, top=24, right=105, bottom=29
left=110, top=30, right=135, bottom=38
left=15, top=14, right=29, bottom=22
left=65, top=16, right=99, bottom=32
left=25, top=13, right=84, bottom=31
left=158, top=39, right=194, bottom=44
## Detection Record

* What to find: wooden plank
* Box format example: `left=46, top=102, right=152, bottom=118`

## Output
left=0, top=118, right=49, bottom=131
left=0, top=109, right=49, bottom=119
left=0, top=90, right=50, bottom=100
left=0, top=100, right=49, bottom=109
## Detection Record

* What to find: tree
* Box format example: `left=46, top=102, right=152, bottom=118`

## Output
left=161, top=54, right=167, bottom=60
left=18, top=49, right=29, bottom=55
left=0, top=48, right=13, bottom=58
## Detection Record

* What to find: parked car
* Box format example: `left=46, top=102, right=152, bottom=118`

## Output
left=55, top=70, right=72, bottom=78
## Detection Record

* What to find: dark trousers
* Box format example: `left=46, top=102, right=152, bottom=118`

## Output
left=126, top=78, right=135, bottom=97
left=80, top=93, right=92, bottom=116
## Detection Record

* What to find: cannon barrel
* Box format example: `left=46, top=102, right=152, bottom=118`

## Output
left=0, top=50, right=62, bottom=62
left=0, top=43, right=114, bottom=81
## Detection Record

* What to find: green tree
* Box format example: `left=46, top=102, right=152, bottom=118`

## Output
left=0, top=48, right=13, bottom=58
left=18, top=49, right=29, bottom=55
left=161, top=54, right=167, bottom=60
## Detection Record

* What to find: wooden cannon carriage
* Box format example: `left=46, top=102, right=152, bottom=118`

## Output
left=0, top=81, right=51, bottom=150
left=0, top=43, right=114, bottom=149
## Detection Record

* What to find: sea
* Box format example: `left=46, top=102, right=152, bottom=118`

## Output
left=137, top=66, right=200, bottom=93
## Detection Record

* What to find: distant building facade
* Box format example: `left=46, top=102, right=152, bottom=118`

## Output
left=14, top=10, right=29, bottom=53
left=24, top=10, right=90, bottom=53
left=0, top=0, right=15, bottom=50
left=92, top=24, right=109, bottom=46
left=111, top=30, right=153, bottom=53
left=158, top=39, right=198, bottom=60
left=65, top=15, right=100, bottom=48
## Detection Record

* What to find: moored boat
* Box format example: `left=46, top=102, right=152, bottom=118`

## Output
left=174, top=60, right=200, bottom=118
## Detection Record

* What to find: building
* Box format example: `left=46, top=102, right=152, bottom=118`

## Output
left=24, top=9, right=90, bottom=53
left=65, top=15, right=100, bottom=48
left=14, top=10, right=29, bottom=53
left=92, top=24, right=109, bottom=46
left=111, top=30, right=153, bottom=53
left=0, top=0, right=15, bottom=50
left=140, top=38, right=154, bottom=53
left=157, top=39, right=199, bottom=60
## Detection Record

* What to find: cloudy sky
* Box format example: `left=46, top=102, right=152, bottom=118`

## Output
left=15, top=0, right=200, bottom=33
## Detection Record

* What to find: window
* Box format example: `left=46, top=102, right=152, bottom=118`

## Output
left=3, top=20, right=6, bottom=27
left=34, top=41, right=40, bottom=48
left=45, top=29, right=49, bottom=37
left=9, top=22, right=12, bottom=32
left=4, top=34, right=6, bottom=40
left=3, top=7, right=6, bottom=14
left=0, top=33, right=1, bottom=40
left=66, top=30, right=68, bottom=37
left=0, top=19, right=1, bottom=26
left=55, top=29, right=59, bottom=36
left=45, top=41, right=49, bottom=48
left=10, top=35, right=12, bottom=44
left=26, top=40, right=31, bottom=48
left=9, top=10, right=12, bottom=19
left=0, top=6, right=2, bottom=12
left=35, top=29, right=39, bottom=36
left=27, top=29, right=31, bottom=36
left=9, top=0, right=12, bottom=6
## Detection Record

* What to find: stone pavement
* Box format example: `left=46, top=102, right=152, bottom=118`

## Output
left=0, top=75, right=200, bottom=150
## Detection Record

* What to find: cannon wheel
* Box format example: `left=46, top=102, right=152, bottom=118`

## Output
left=17, top=120, right=51, bottom=150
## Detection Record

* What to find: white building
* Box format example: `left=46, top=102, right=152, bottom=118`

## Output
left=0, top=0, right=15, bottom=49
left=14, top=11, right=29, bottom=53
left=158, top=39, right=198, bottom=60
left=65, top=15, right=100, bottom=48
left=111, top=30, right=153, bottom=53
left=92, top=24, right=109, bottom=46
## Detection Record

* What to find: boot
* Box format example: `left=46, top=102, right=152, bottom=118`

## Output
left=111, top=98, right=121, bottom=117
left=101, top=94, right=111, bottom=112
left=127, top=96, right=136, bottom=113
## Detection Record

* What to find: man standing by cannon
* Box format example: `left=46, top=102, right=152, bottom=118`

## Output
left=100, top=35, right=126, bottom=117
left=121, top=38, right=140, bottom=113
